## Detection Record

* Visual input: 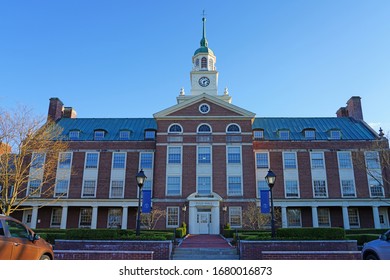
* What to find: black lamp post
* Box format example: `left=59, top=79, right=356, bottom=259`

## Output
left=135, top=169, right=147, bottom=236
left=265, top=169, right=276, bottom=238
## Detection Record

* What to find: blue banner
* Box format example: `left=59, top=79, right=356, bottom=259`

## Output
left=142, top=190, right=151, bottom=213
left=260, top=190, right=270, bottom=213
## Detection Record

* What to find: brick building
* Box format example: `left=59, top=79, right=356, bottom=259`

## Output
left=15, top=17, right=389, bottom=233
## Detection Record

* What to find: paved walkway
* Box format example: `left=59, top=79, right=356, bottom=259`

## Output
left=178, top=234, right=232, bottom=248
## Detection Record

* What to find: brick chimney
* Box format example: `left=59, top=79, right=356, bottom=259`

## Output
left=63, top=107, right=77, bottom=119
left=48, top=98, right=64, bottom=122
left=336, top=96, right=363, bottom=121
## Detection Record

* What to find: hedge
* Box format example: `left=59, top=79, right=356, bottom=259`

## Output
left=346, top=234, right=380, bottom=246
left=276, top=228, right=346, bottom=240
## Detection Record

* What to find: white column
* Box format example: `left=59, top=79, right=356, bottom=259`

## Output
left=91, top=206, right=98, bottom=229
left=372, top=206, right=381, bottom=229
left=30, top=206, right=39, bottom=229
left=211, top=206, right=220, bottom=234
left=281, top=206, right=287, bottom=228
left=121, top=206, right=128, bottom=229
left=60, top=206, right=68, bottom=229
left=188, top=206, right=197, bottom=235
left=312, top=206, right=319, bottom=227
left=342, top=206, right=350, bottom=230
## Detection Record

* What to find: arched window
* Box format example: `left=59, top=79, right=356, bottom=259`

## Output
left=209, top=59, right=214, bottom=70
left=226, top=124, right=241, bottom=133
left=201, top=57, right=207, bottom=69
left=195, top=58, right=199, bottom=67
left=168, top=124, right=183, bottom=134
left=197, top=124, right=212, bottom=133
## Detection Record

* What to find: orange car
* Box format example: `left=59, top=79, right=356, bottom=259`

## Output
left=0, top=215, right=54, bottom=260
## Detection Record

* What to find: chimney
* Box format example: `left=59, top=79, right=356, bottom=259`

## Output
left=346, top=96, right=363, bottom=121
left=48, top=98, right=64, bottom=122
left=336, top=107, right=348, bottom=118
left=63, top=107, right=77, bottom=119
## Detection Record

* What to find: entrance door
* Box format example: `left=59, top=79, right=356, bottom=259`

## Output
left=379, top=208, right=389, bottom=228
left=197, top=209, right=211, bottom=234
left=22, top=210, right=33, bottom=228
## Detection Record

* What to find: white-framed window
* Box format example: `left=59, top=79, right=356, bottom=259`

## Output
left=227, top=146, right=241, bottom=164
left=341, top=180, right=356, bottom=197
left=168, top=146, right=182, bottom=164
left=330, top=130, right=341, bottom=140
left=144, top=130, right=156, bottom=140
left=318, top=208, right=331, bottom=227
left=197, top=124, right=212, bottom=133
left=166, top=207, right=179, bottom=227
left=107, top=208, right=122, bottom=229
left=253, top=130, right=264, bottom=140
left=50, top=208, right=62, bottom=228
left=348, top=208, right=360, bottom=228
left=112, top=152, right=126, bottom=169
left=279, top=130, right=290, bottom=140
left=168, top=124, right=183, bottom=134
left=85, top=152, right=99, bottom=169
left=229, top=207, right=242, bottom=228
left=69, top=130, right=80, bottom=141
left=140, top=152, right=153, bottom=169
left=368, top=178, right=384, bottom=197
left=285, top=180, right=299, bottom=198
left=287, top=208, right=302, bottom=227
left=79, top=208, right=92, bottom=228
left=283, top=152, right=297, bottom=169
left=337, top=152, right=352, bottom=169
left=119, top=130, right=131, bottom=140
left=166, top=176, right=181, bottom=196
left=226, top=123, right=241, bottom=133
left=365, top=151, right=380, bottom=169
left=197, top=176, right=211, bottom=195
left=110, top=180, right=124, bottom=198
left=31, top=153, right=45, bottom=169
left=82, top=180, right=96, bottom=197
left=27, top=179, right=42, bottom=197
left=310, top=152, right=324, bottom=169
left=58, top=152, right=72, bottom=169
left=256, top=152, right=268, bottom=169
left=313, top=180, right=328, bottom=197
left=304, top=129, right=316, bottom=140
left=209, top=58, right=214, bottom=69
left=54, top=179, right=69, bottom=197
left=94, top=130, right=105, bottom=141
left=198, top=146, right=211, bottom=164
left=227, top=176, right=242, bottom=196
left=257, top=180, right=269, bottom=198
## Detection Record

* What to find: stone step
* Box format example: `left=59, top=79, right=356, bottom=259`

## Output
left=172, top=247, right=239, bottom=260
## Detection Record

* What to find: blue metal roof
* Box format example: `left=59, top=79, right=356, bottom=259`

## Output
left=56, top=118, right=157, bottom=141
left=252, top=117, right=378, bottom=141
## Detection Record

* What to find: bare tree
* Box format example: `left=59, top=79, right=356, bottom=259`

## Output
left=0, top=106, right=68, bottom=215
left=242, top=200, right=281, bottom=230
left=140, top=207, right=167, bottom=230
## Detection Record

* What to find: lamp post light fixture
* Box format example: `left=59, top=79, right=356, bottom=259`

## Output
left=265, top=169, right=276, bottom=238
left=135, top=169, right=147, bottom=236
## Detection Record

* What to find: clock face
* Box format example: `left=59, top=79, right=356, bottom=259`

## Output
left=199, top=103, right=210, bottom=114
left=198, top=76, right=210, bottom=87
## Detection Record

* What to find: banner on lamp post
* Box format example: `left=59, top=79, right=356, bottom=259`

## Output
left=142, top=190, right=151, bottom=213
left=260, top=190, right=270, bottom=213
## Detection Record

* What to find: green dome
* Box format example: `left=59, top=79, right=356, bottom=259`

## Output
left=194, top=47, right=214, bottom=56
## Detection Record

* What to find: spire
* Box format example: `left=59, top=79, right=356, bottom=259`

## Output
left=200, top=14, right=208, bottom=48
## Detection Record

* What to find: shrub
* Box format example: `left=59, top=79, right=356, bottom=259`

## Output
left=276, top=228, right=346, bottom=240
left=346, top=234, right=380, bottom=246
left=175, top=227, right=186, bottom=238
left=222, top=229, right=235, bottom=238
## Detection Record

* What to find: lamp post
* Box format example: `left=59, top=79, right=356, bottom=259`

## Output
left=265, top=169, right=276, bottom=238
left=181, top=204, right=187, bottom=225
left=135, top=169, right=147, bottom=236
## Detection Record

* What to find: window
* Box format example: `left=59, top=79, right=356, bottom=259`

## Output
left=51, top=208, right=62, bottom=227
left=197, top=124, right=211, bottom=133
left=283, top=152, right=297, bottom=169
left=338, top=152, right=352, bottom=169
left=279, top=130, right=290, bottom=140
left=256, top=152, right=268, bottom=168
left=69, top=130, right=80, bottom=141
left=341, top=180, right=356, bottom=197
left=209, top=58, right=214, bottom=69
left=119, top=130, right=131, bottom=140
left=285, top=180, right=299, bottom=198
left=144, top=130, right=156, bottom=140
left=5, top=220, right=29, bottom=238
left=253, top=130, right=264, bottom=140
left=227, top=146, right=241, bottom=164
left=140, top=153, right=153, bottom=169
left=318, top=208, right=331, bottom=227
left=368, top=178, right=384, bottom=197
left=167, top=176, right=181, bottom=196
left=197, top=176, right=211, bottom=195
left=330, top=130, right=341, bottom=140
left=313, top=180, right=327, bottom=197
left=58, top=152, right=72, bottom=169
left=365, top=151, right=380, bottom=169
left=229, top=207, right=242, bottom=228
left=107, top=208, right=122, bottom=229
left=110, top=180, right=124, bottom=198
left=167, top=207, right=179, bottom=227
left=168, top=147, right=181, bottom=164
left=348, top=208, right=360, bottom=228
left=311, top=152, right=324, bottom=169
left=31, top=153, right=45, bottom=169
left=228, top=176, right=242, bottom=196
left=257, top=180, right=269, bottom=198
left=82, top=180, right=96, bottom=197
left=304, top=130, right=315, bottom=140
left=287, top=208, right=301, bottom=227
left=227, top=124, right=241, bottom=133
left=28, top=179, right=42, bottom=197
left=54, top=180, right=69, bottom=197
left=168, top=124, right=182, bottom=134
left=201, top=57, right=207, bottom=68
left=195, top=58, right=199, bottom=67
left=112, top=153, right=126, bottom=169
left=79, top=208, right=92, bottom=228
left=85, top=152, right=99, bottom=169
left=94, top=130, right=105, bottom=140
left=198, top=146, right=211, bottom=164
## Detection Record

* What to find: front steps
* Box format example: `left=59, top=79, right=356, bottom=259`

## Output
left=172, top=247, right=239, bottom=260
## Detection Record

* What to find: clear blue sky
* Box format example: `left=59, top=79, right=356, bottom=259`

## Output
left=1, top=0, right=389, bottom=134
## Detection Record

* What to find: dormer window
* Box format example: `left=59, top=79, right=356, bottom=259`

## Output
left=94, top=130, right=105, bottom=141
left=330, top=130, right=341, bottom=140
left=279, top=130, right=290, bottom=140
left=69, top=130, right=80, bottom=141
left=253, top=130, right=264, bottom=140
left=119, top=130, right=131, bottom=140
left=304, top=129, right=316, bottom=140
left=144, top=130, right=156, bottom=140
left=201, top=57, right=207, bottom=69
